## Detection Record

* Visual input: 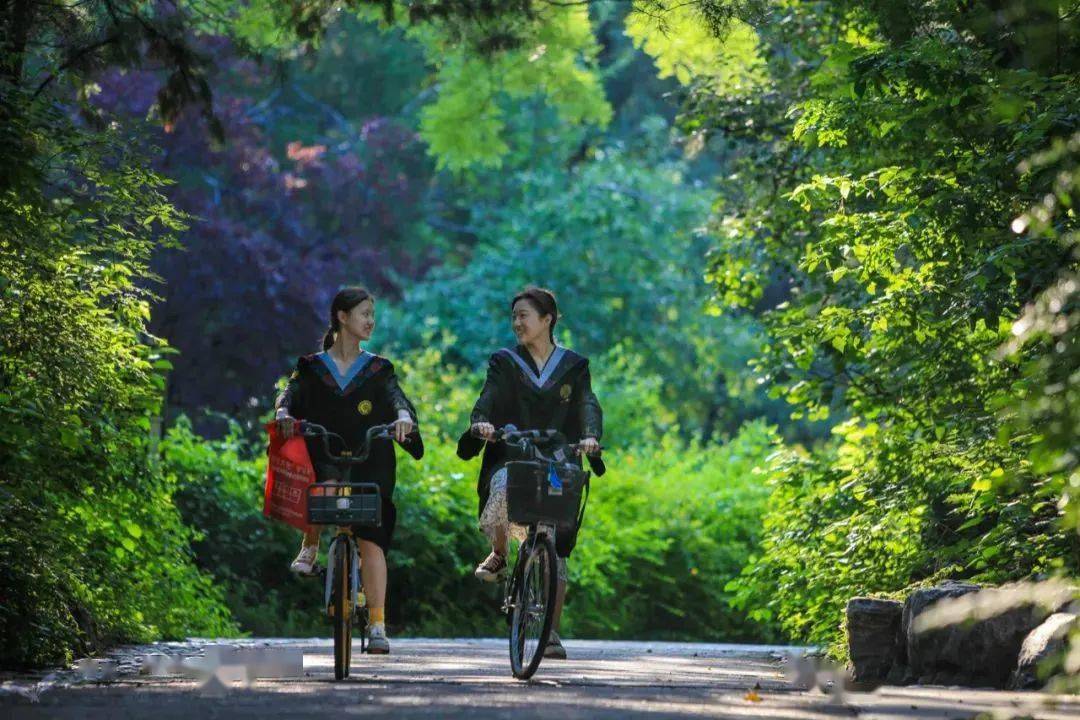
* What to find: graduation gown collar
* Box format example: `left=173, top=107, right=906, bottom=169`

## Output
left=316, top=350, right=375, bottom=391
left=305, top=350, right=387, bottom=396
left=498, top=345, right=585, bottom=391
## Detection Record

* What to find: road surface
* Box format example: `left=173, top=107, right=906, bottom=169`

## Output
left=2, top=638, right=1077, bottom=719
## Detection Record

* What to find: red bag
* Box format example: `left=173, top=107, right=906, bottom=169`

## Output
left=264, top=422, right=315, bottom=532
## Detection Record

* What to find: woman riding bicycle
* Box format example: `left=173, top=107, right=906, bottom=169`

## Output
left=274, top=286, right=423, bottom=655
left=457, top=286, right=604, bottom=660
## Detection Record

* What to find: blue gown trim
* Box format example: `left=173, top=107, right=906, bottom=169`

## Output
left=316, top=351, right=374, bottom=393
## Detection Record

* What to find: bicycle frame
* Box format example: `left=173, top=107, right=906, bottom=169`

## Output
left=477, top=424, right=606, bottom=679
left=325, top=529, right=365, bottom=652
left=296, top=421, right=395, bottom=675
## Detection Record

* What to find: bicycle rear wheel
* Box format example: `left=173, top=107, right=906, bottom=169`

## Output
left=509, top=532, right=558, bottom=680
left=332, top=540, right=352, bottom=680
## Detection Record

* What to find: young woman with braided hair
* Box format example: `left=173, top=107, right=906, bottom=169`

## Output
left=274, top=286, right=423, bottom=654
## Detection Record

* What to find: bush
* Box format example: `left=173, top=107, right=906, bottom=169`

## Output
left=567, top=420, right=783, bottom=641
left=164, top=417, right=318, bottom=636
left=0, top=88, right=235, bottom=668
left=728, top=419, right=1080, bottom=658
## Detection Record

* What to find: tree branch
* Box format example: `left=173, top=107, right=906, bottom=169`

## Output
left=33, top=34, right=119, bottom=98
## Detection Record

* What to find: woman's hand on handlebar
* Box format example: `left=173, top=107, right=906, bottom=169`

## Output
left=577, top=437, right=601, bottom=456
left=471, top=421, right=496, bottom=440
left=275, top=411, right=297, bottom=439
left=393, top=411, right=415, bottom=444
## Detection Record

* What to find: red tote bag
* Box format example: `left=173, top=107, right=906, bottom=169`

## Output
left=264, top=422, right=315, bottom=532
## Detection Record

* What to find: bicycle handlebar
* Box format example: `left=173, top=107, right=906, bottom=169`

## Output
left=472, top=424, right=603, bottom=457
left=298, top=421, right=394, bottom=464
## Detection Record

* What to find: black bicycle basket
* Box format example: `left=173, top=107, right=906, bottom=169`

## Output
left=505, top=460, right=589, bottom=527
left=306, top=483, right=381, bottom=526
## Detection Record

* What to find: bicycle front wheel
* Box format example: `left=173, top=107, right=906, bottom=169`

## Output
left=332, top=540, right=352, bottom=680
left=509, top=532, right=558, bottom=680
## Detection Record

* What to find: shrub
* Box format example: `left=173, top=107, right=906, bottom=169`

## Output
left=0, top=88, right=235, bottom=668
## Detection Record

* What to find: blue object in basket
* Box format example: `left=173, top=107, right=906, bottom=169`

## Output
left=548, top=463, right=562, bottom=491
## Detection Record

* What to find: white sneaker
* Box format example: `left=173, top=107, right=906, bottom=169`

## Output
left=290, top=544, right=319, bottom=575
left=366, top=623, right=390, bottom=654
left=474, top=552, right=507, bottom=582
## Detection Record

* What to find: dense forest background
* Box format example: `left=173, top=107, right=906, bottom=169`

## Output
left=1, top=0, right=1077, bottom=676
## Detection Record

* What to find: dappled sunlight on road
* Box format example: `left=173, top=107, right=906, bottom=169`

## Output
left=4, top=639, right=1079, bottom=719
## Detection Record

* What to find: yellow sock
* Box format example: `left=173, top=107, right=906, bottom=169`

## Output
left=369, top=607, right=385, bottom=625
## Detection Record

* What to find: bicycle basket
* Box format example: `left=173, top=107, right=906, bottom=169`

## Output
left=306, top=483, right=381, bottom=526
left=505, top=461, right=588, bottom=527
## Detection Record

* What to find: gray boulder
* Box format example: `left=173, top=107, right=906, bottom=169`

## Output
left=846, top=597, right=903, bottom=684
left=904, top=580, right=1046, bottom=687
left=1008, top=613, right=1077, bottom=690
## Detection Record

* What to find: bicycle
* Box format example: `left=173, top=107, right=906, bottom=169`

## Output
left=297, top=421, right=394, bottom=681
left=478, top=425, right=596, bottom=680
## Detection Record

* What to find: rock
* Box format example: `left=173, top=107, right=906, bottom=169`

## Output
left=1008, top=612, right=1077, bottom=690
left=903, top=581, right=980, bottom=684
left=904, top=580, right=1046, bottom=688
left=885, top=662, right=907, bottom=686
left=846, top=597, right=903, bottom=683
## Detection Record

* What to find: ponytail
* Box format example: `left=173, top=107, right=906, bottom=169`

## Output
left=320, top=286, right=373, bottom=351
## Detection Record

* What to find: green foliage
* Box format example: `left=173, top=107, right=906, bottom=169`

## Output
left=4, top=0, right=796, bottom=667
left=13, top=0, right=1078, bottom=673
left=999, top=131, right=1080, bottom=689
left=337, top=2, right=612, bottom=171
left=690, top=0, right=1080, bottom=653
left=381, top=145, right=791, bottom=441
left=1003, top=132, right=1080, bottom=537
left=288, top=14, right=431, bottom=122
left=728, top=418, right=1071, bottom=652
left=384, top=348, right=504, bottom=633
left=0, top=88, right=235, bottom=668
left=569, top=419, right=782, bottom=641
left=163, top=417, right=320, bottom=636
left=626, top=4, right=766, bottom=92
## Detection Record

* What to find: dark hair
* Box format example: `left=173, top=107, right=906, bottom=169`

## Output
left=511, top=286, right=559, bottom=342
left=322, top=286, right=373, bottom=350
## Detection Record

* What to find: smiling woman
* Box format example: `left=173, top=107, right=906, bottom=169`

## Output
left=457, top=285, right=605, bottom=659
left=272, top=286, right=424, bottom=655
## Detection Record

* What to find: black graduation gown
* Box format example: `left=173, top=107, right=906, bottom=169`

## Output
left=456, top=345, right=605, bottom=522
left=276, top=350, right=423, bottom=551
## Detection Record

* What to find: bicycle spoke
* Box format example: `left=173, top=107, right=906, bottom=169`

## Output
left=508, top=529, right=558, bottom=679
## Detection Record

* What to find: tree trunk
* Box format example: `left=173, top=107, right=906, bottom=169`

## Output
left=1, top=0, right=36, bottom=86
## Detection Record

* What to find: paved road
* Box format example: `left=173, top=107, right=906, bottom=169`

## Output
left=2, top=638, right=1077, bottom=719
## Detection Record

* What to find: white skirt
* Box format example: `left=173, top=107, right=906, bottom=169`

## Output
left=480, top=466, right=567, bottom=581
left=479, top=467, right=529, bottom=545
